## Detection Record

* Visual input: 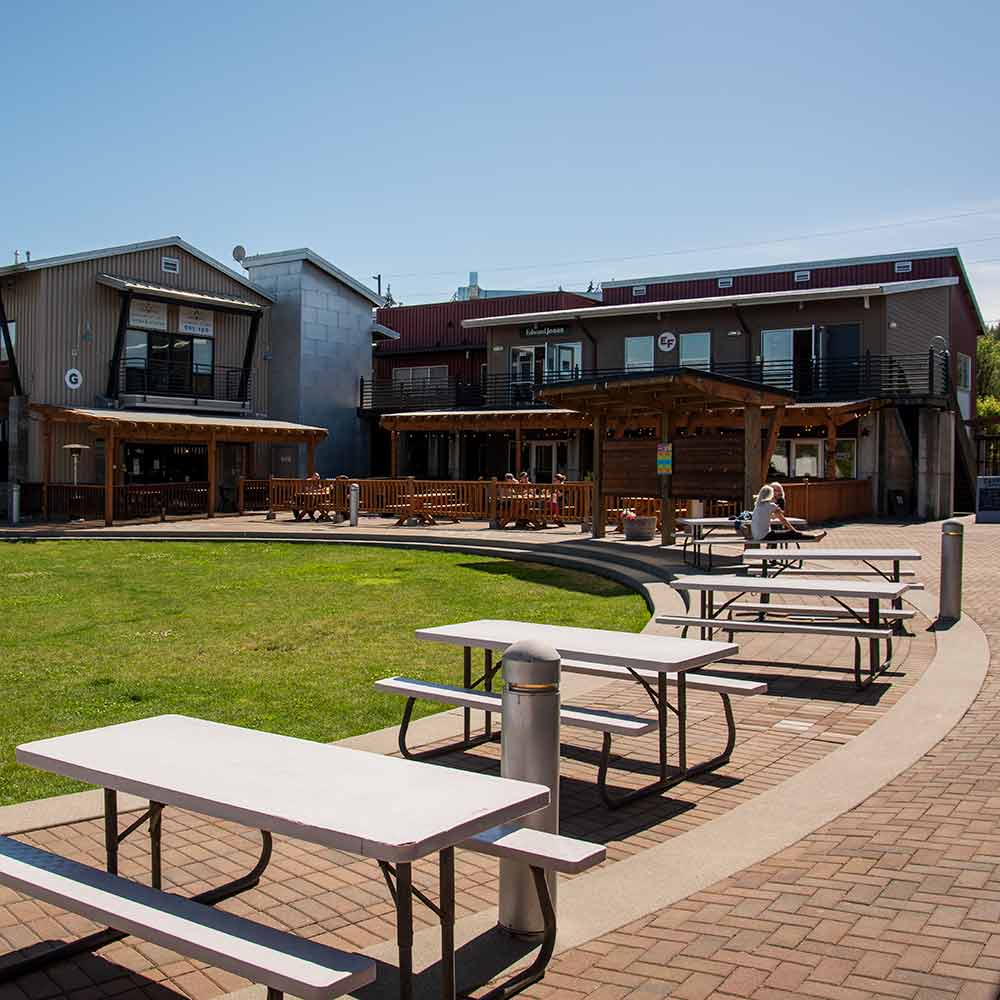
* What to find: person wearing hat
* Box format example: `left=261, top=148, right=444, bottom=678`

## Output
left=750, top=484, right=825, bottom=542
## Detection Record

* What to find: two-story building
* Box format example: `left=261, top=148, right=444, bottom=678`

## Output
left=1, top=237, right=330, bottom=524
left=378, top=249, right=984, bottom=518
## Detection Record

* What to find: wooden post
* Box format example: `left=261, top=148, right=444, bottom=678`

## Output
left=104, top=426, right=115, bottom=527
left=592, top=413, right=606, bottom=539
left=42, top=417, right=52, bottom=522
left=761, top=405, right=785, bottom=484
left=306, top=438, right=316, bottom=477
left=743, top=404, right=762, bottom=511
left=825, top=420, right=838, bottom=480
left=514, top=426, right=522, bottom=475
left=488, top=477, right=498, bottom=527
left=660, top=409, right=674, bottom=546
left=390, top=431, right=399, bottom=477
left=237, top=477, right=245, bottom=515
left=207, top=431, right=217, bottom=517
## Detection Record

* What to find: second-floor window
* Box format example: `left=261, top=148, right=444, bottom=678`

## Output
left=0, top=320, right=14, bottom=362
left=124, top=330, right=214, bottom=397
left=392, top=365, right=448, bottom=387
left=624, top=335, right=654, bottom=371
left=957, top=353, right=972, bottom=392
left=679, top=332, right=711, bottom=369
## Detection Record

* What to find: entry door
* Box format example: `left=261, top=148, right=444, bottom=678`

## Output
left=529, top=442, right=556, bottom=483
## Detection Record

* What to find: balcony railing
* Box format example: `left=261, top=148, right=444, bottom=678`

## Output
left=360, top=351, right=950, bottom=412
left=119, top=360, right=252, bottom=403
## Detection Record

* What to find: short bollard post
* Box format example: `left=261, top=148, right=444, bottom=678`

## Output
left=10, top=483, right=20, bottom=526
left=349, top=483, right=359, bottom=527
left=939, top=520, right=964, bottom=624
left=499, top=638, right=560, bottom=939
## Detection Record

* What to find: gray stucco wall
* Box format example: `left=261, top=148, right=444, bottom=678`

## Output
left=247, top=257, right=372, bottom=476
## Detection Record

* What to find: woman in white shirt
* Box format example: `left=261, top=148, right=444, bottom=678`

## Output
left=750, top=485, right=825, bottom=543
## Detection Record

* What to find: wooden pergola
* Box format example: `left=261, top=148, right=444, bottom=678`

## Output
left=538, top=370, right=795, bottom=542
left=31, top=405, right=327, bottom=526
left=379, top=408, right=591, bottom=477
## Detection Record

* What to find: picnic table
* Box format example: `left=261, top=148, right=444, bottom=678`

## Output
left=291, top=488, right=339, bottom=522
left=678, top=515, right=808, bottom=540
left=413, top=620, right=740, bottom=806
left=395, top=490, right=459, bottom=526
left=495, top=489, right=562, bottom=530
left=668, top=573, right=913, bottom=686
left=13, top=715, right=551, bottom=1000
left=676, top=515, right=810, bottom=569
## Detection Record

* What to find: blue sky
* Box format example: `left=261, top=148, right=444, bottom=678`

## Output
left=4, top=0, right=999, bottom=320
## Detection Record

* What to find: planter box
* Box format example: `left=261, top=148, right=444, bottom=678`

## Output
left=623, top=515, right=657, bottom=541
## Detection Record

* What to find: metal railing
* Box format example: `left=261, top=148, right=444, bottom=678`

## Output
left=360, top=351, right=950, bottom=411
left=120, top=360, right=252, bottom=403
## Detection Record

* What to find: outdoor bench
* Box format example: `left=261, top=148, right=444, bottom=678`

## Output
left=656, top=615, right=893, bottom=689
left=0, top=835, right=375, bottom=1000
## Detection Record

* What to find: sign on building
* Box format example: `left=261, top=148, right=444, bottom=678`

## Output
left=657, top=331, right=677, bottom=353
left=178, top=307, right=214, bottom=337
left=656, top=442, right=672, bottom=475
left=522, top=325, right=567, bottom=338
left=129, top=300, right=168, bottom=331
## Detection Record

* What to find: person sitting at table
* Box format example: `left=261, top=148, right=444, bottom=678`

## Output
left=769, top=481, right=786, bottom=511
left=504, top=472, right=516, bottom=482
left=549, top=473, right=566, bottom=526
left=751, top=484, right=825, bottom=542
left=518, top=471, right=531, bottom=485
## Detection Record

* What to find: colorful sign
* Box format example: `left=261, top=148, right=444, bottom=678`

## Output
left=656, top=442, right=672, bottom=475
left=128, top=300, right=168, bottom=331
left=178, top=306, right=214, bottom=337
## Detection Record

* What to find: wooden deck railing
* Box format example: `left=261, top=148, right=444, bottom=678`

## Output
left=113, top=482, right=209, bottom=520
left=781, top=478, right=872, bottom=522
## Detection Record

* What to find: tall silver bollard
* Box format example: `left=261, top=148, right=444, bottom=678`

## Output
left=499, top=639, right=561, bottom=939
left=9, top=483, right=19, bottom=526
left=939, top=520, right=964, bottom=624
left=349, top=483, right=359, bottom=527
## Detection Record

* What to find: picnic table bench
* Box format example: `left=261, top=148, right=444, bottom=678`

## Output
left=380, top=620, right=763, bottom=808
left=6, top=715, right=603, bottom=1000
left=677, top=515, right=810, bottom=569
left=291, top=488, right=341, bottom=522
left=394, top=490, right=461, bottom=526
left=664, top=574, right=913, bottom=688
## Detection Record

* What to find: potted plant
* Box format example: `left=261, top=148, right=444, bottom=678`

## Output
left=622, top=508, right=657, bottom=541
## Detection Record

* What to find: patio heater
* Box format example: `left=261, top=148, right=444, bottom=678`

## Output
left=62, top=444, right=91, bottom=522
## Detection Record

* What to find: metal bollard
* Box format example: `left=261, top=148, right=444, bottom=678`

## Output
left=939, top=520, right=964, bottom=624
left=498, top=639, right=561, bottom=939
left=349, top=483, right=359, bottom=527
left=10, top=483, right=19, bottom=526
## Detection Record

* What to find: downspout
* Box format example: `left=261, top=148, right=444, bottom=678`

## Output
left=0, top=286, right=23, bottom=396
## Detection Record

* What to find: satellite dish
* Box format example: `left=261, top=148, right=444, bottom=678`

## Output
left=232, top=245, right=247, bottom=264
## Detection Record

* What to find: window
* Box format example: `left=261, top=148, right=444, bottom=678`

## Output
left=393, top=365, right=448, bottom=386
left=545, top=341, right=582, bottom=380
left=122, top=329, right=214, bottom=396
left=624, top=335, right=654, bottom=371
left=0, top=320, right=14, bottom=362
left=679, top=332, right=711, bottom=369
left=161, top=256, right=180, bottom=274
left=767, top=441, right=791, bottom=479
left=957, top=353, right=972, bottom=391
left=792, top=440, right=821, bottom=478
left=834, top=440, right=857, bottom=479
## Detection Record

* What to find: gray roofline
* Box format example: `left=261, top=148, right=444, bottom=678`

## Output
left=371, top=322, right=401, bottom=341
left=243, top=248, right=384, bottom=306
left=0, top=236, right=275, bottom=302
left=600, top=247, right=962, bottom=288
left=462, top=278, right=961, bottom=329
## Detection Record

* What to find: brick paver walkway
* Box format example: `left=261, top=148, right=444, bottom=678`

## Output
left=0, top=516, right=986, bottom=1000
left=525, top=517, right=1000, bottom=1000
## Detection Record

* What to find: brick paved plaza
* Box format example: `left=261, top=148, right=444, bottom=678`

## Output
left=0, top=516, right=994, bottom=1000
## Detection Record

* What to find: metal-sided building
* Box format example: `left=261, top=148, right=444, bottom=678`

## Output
left=0, top=237, right=329, bottom=523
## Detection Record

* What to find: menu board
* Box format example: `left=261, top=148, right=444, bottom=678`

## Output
left=976, top=476, right=1000, bottom=524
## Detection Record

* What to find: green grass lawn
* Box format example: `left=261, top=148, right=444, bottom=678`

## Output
left=0, top=540, right=647, bottom=806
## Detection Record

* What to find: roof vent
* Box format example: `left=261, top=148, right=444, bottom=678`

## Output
left=718, top=277, right=733, bottom=289
left=632, top=284, right=647, bottom=297
left=161, top=256, right=180, bottom=274
left=894, top=260, right=913, bottom=274
left=794, top=270, right=810, bottom=283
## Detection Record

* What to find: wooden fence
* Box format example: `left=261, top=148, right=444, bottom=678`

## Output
left=16, top=482, right=210, bottom=521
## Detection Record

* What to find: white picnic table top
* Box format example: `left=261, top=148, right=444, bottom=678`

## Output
left=678, top=516, right=806, bottom=528
left=16, top=715, right=549, bottom=863
left=742, top=548, right=921, bottom=562
left=415, top=619, right=738, bottom=671
left=670, top=574, right=911, bottom=600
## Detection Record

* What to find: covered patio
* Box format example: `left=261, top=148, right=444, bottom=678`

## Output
left=28, top=405, right=327, bottom=526
left=538, top=368, right=795, bottom=541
